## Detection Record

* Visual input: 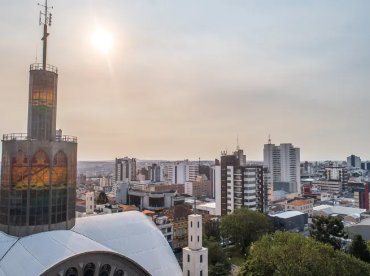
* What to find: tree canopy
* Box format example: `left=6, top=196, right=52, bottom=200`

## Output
left=310, top=215, right=347, bottom=250
left=203, top=236, right=231, bottom=276
left=204, top=219, right=221, bottom=241
left=96, top=191, right=109, bottom=204
left=239, top=231, right=370, bottom=276
left=349, top=234, right=370, bottom=263
left=221, top=207, right=271, bottom=253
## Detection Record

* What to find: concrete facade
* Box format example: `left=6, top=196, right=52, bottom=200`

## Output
left=183, top=215, right=208, bottom=276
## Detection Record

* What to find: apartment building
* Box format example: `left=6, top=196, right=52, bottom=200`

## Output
left=215, top=150, right=269, bottom=216
left=114, top=157, right=137, bottom=182
left=264, top=140, right=301, bottom=193
left=167, top=160, right=199, bottom=184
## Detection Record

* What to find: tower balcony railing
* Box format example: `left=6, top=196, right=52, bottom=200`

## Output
left=30, top=63, right=58, bottom=74
left=2, top=133, right=77, bottom=143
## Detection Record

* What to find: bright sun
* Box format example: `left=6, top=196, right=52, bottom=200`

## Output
left=91, top=30, right=113, bottom=52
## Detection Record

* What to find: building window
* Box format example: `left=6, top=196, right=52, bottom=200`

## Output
left=90, top=205, right=92, bottom=209
left=65, top=267, right=78, bottom=276
left=99, top=264, right=111, bottom=276
left=198, top=235, right=199, bottom=242
left=188, top=254, right=190, bottom=262
left=198, top=221, right=199, bottom=228
left=191, top=221, right=193, bottom=227
left=200, top=255, right=203, bottom=263
left=191, top=235, right=193, bottom=242
left=84, top=263, right=95, bottom=276
left=188, top=271, right=190, bottom=276
left=200, top=271, right=203, bottom=276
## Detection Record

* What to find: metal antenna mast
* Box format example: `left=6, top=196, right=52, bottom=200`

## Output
left=38, top=0, right=53, bottom=70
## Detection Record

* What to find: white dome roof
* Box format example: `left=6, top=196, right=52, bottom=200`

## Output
left=0, top=211, right=182, bottom=276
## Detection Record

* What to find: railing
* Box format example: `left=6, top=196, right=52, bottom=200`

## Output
left=2, top=133, right=77, bottom=143
left=55, top=135, right=78, bottom=143
left=30, top=63, right=58, bottom=74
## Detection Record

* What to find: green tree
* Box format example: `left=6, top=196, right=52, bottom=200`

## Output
left=209, top=263, right=230, bottom=276
left=96, top=191, right=109, bottom=204
left=349, top=235, right=370, bottom=263
left=203, top=237, right=231, bottom=276
left=221, top=207, right=271, bottom=253
left=310, top=215, right=348, bottom=250
left=204, top=219, right=221, bottom=241
left=239, top=231, right=370, bottom=276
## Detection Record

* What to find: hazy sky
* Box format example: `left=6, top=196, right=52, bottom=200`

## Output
left=1, top=1, right=370, bottom=161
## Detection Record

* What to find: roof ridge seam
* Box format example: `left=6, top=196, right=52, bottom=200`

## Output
left=0, top=237, right=20, bottom=262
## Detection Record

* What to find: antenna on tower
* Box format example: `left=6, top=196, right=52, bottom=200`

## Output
left=268, top=134, right=271, bottom=145
left=38, top=0, right=53, bottom=70
left=237, top=134, right=240, bottom=150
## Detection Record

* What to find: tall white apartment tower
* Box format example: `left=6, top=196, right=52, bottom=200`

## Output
left=85, top=192, right=94, bottom=215
left=182, top=214, right=208, bottom=276
left=167, top=160, right=199, bottom=184
left=264, top=140, right=301, bottom=194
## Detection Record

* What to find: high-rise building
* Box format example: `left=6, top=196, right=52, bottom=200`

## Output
left=0, top=5, right=77, bottom=237
left=347, top=155, right=361, bottom=168
left=167, top=160, right=199, bottom=184
left=114, top=157, right=137, bottom=182
left=215, top=150, right=268, bottom=216
left=354, top=183, right=370, bottom=211
left=264, top=140, right=301, bottom=194
left=182, top=214, right=208, bottom=276
left=324, top=166, right=348, bottom=189
left=148, top=163, right=161, bottom=182
left=361, top=161, right=370, bottom=171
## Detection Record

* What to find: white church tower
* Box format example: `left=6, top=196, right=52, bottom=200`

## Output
left=182, top=214, right=208, bottom=276
left=85, top=191, right=94, bottom=215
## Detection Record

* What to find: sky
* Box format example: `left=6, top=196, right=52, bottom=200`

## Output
left=0, top=1, right=370, bottom=161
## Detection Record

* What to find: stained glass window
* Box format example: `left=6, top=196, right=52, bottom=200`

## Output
left=1, top=151, right=10, bottom=190
left=52, top=151, right=67, bottom=189
left=69, top=150, right=77, bottom=188
left=11, top=150, right=28, bottom=190
left=83, top=263, right=95, bottom=276
left=114, top=269, right=124, bottom=276
left=29, top=150, right=50, bottom=190
left=99, top=264, right=111, bottom=276
left=32, top=74, right=55, bottom=107
left=65, top=267, right=78, bottom=276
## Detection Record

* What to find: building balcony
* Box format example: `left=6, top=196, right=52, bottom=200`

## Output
left=2, top=133, right=77, bottom=143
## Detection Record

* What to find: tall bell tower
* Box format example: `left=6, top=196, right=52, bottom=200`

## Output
left=0, top=0, right=78, bottom=237
left=182, top=214, right=208, bottom=276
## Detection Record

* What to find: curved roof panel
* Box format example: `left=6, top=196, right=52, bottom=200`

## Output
left=72, top=211, right=182, bottom=276
left=0, top=231, right=113, bottom=276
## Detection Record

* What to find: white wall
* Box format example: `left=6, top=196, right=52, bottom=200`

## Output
left=214, top=166, right=221, bottom=216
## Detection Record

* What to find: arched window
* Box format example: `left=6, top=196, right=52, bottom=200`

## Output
left=114, top=269, right=124, bottom=276
left=52, top=151, right=67, bottom=188
left=29, top=150, right=50, bottom=226
left=11, top=149, right=28, bottom=190
left=30, top=150, right=50, bottom=190
left=83, top=263, right=95, bottom=276
left=99, top=264, right=111, bottom=276
left=69, top=150, right=77, bottom=188
left=65, top=267, right=78, bottom=276
left=1, top=151, right=10, bottom=190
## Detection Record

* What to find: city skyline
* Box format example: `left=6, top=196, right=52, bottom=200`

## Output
left=1, top=1, right=370, bottom=161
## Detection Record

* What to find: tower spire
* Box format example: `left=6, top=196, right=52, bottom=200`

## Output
left=268, top=134, right=271, bottom=145
left=237, top=134, right=240, bottom=150
left=38, top=0, right=53, bottom=70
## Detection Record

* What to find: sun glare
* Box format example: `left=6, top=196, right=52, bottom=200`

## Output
left=91, top=30, right=113, bottom=52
